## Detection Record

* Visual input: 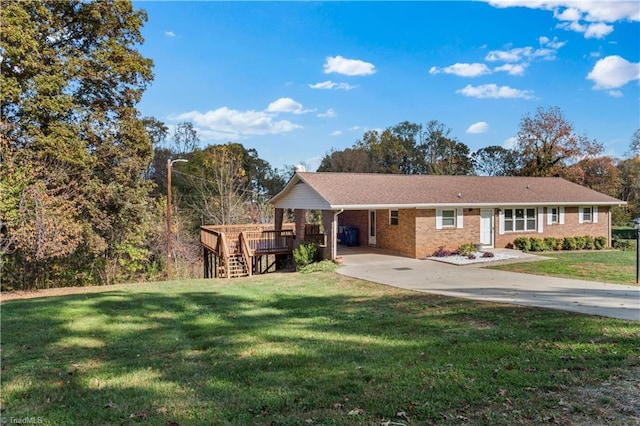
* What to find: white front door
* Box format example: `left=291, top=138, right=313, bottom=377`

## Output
left=368, top=210, right=376, bottom=245
left=480, top=209, right=494, bottom=247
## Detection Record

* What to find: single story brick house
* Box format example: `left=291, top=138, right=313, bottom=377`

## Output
left=269, top=172, right=625, bottom=260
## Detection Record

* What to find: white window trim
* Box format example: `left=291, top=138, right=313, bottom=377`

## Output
left=499, top=207, right=538, bottom=233
left=389, top=209, right=399, bottom=226
left=579, top=206, right=599, bottom=224
left=436, top=208, right=460, bottom=230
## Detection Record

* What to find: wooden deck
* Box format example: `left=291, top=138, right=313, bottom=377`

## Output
left=201, top=224, right=296, bottom=278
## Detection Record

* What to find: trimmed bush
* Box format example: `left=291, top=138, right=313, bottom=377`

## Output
left=530, top=237, right=546, bottom=252
left=543, top=237, right=559, bottom=251
left=613, top=240, right=634, bottom=251
left=513, top=237, right=531, bottom=252
left=562, top=237, right=577, bottom=251
left=583, top=235, right=595, bottom=250
left=574, top=236, right=586, bottom=250
left=594, top=236, right=607, bottom=250
left=482, top=251, right=495, bottom=258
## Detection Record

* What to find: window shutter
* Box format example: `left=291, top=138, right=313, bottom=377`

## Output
left=456, top=208, right=464, bottom=229
left=498, top=209, right=505, bottom=235
left=537, top=207, right=544, bottom=233
left=578, top=207, right=584, bottom=224
left=559, top=207, right=565, bottom=224
left=547, top=207, right=553, bottom=225
left=436, top=209, right=443, bottom=230
left=593, top=206, right=598, bottom=223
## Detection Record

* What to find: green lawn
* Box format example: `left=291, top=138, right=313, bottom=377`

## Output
left=489, top=250, right=638, bottom=285
left=1, top=274, right=639, bottom=425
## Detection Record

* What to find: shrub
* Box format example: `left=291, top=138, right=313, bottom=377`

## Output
left=432, top=246, right=452, bottom=257
left=530, top=237, right=547, bottom=252
left=544, top=237, right=558, bottom=251
left=562, top=237, right=577, bottom=250
left=293, top=242, right=321, bottom=270
left=457, top=243, right=476, bottom=257
left=594, top=236, right=607, bottom=250
left=482, top=251, right=494, bottom=258
left=613, top=240, right=633, bottom=251
left=467, top=253, right=476, bottom=260
left=574, top=236, right=586, bottom=250
left=513, top=237, right=531, bottom=252
left=583, top=235, right=595, bottom=250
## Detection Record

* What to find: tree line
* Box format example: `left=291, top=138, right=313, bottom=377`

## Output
left=1, top=1, right=638, bottom=290
left=318, top=111, right=640, bottom=224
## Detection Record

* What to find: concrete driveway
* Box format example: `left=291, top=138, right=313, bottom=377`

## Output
left=336, top=247, right=640, bottom=321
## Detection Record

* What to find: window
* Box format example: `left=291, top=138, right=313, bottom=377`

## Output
left=390, top=210, right=399, bottom=226
left=550, top=207, right=558, bottom=224
left=503, top=208, right=536, bottom=232
left=442, top=209, right=455, bottom=227
left=581, top=207, right=592, bottom=222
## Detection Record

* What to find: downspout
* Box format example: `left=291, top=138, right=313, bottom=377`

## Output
left=332, top=209, right=344, bottom=260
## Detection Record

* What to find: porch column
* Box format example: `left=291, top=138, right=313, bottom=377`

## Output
left=294, top=209, right=306, bottom=249
left=321, top=210, right=335, bottom=260
left=274, top=208, right=284, bottom=231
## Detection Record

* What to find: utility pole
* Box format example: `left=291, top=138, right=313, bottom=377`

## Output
left=167, top=158, right=188, bottom=281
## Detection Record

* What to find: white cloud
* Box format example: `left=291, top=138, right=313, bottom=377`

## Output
left=172, top=107, right=301, bottom=140
left=318, top=108, right=336, bottom=118
left=308, top=80, right=357, bottom=90
left=586, top=55, right=640, bottom=89
left=557, top=21, right=614, bottom=39
left=494, top=63, right=528, bottom=76
left=266, top=97, right=313, bottom=114
left=323, top=55, right=376, bottom=76
left=539, top=35, right=566, bottom=49
left=429, top=63, right=491, bottom=77
left=466, top=121, right=490, bottom=134
left=164, top=31, right=176, bottom=37
left=485, top=45, right=558, bottom=62
left=331, top=130, right=343, bottom=136
left=349, top=126, right=362, bottom=131
left=608, top=90, right=623, bottom=98
left=457, top=84, right=535, bottom=99
left=485, top=1, right=638, bottom=39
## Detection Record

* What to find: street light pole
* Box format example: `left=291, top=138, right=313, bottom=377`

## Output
left=167, top=158, right=188, bottom=281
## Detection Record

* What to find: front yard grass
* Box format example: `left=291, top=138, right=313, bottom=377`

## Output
left=488, top=250, right=638, bottom=285
left=1, top=274, right=639, bottom=425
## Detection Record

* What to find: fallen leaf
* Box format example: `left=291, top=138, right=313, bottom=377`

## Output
left=348, top=408, right=365, bottom=416
left=396, top=410, right=410, bottom=421
left=157, top=406, right=167, bottom=414
left=104, top=401, right=117, bottom=409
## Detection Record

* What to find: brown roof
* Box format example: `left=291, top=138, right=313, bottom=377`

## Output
left=271, top=172, right=624, bottom=209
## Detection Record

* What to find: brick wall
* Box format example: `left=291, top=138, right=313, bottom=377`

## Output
left=338, top=206, right=612, bottom=258
left=494, top=206, right=611, bottom=248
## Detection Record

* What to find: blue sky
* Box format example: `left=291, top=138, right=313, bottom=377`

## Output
left=135, top=1, right=640, bottom=171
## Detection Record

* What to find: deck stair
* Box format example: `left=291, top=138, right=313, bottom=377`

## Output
left=225, top=254, right=248, bottom=278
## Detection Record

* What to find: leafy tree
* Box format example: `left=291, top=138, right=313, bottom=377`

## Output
left=318, top=147, right=377, bottom=172
left=565, top=156, right=621, bottom=197
left=172, top=121, right=199, bottom=154
left=629, top=128, right=640, bottom=158
left=419, top=120, right=473, bottom=175
left=472, top=146, right=519, bottom=176
left=0, top=0, right=155, bottom=288
left=617, top=157, right=640, bottom=217
left=514, top=106, right=602, bottom=177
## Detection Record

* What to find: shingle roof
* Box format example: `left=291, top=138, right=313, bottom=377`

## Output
left=270, top=172, right=624, bottom=209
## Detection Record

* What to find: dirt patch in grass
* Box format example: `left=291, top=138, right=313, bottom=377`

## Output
left=1, top=282, right=153, bottom=302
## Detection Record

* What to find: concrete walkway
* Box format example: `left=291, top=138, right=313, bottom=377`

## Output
left=336, top=247, right=640, bottom=321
